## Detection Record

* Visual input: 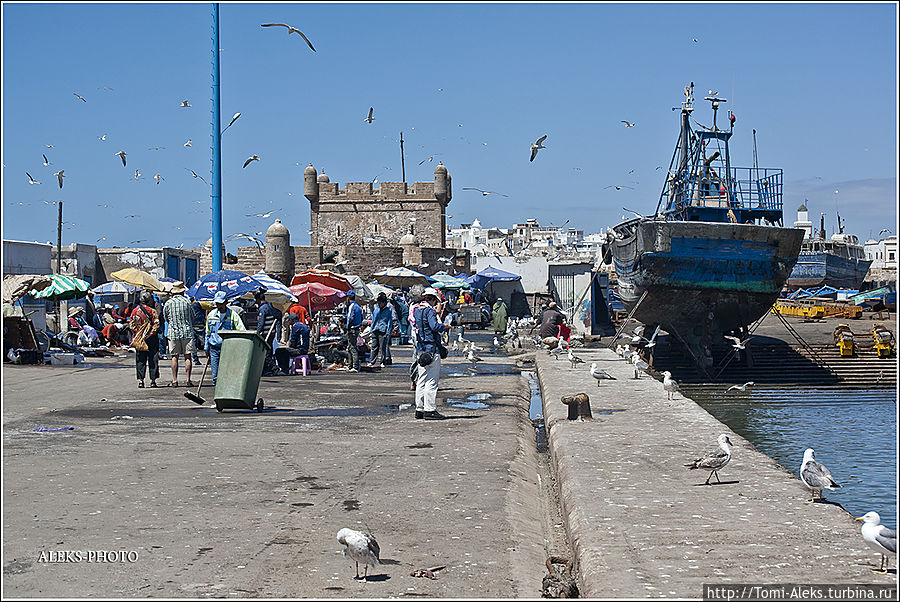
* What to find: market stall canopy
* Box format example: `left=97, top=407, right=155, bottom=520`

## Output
left=465, top=266, right=522, bottom=290
left=430, top=271, right=470, bottom=289
left=372, top=267, right=432, bottom=288
left=291, top=269, right=352, bottom=293
left=4, top=274, right=53, bottom=304
left=366, top=283, right=396, bottom=299
left=288, top=282, right=347, bottom=312
left=241, top=272, right=298, bottom=308
left=29, top=274, right=91, bottom=301
left=110, top=268, right=163, bottom=292
left=186, top=270, right=265, bottom=302
left=91, top=281, right=140, bottom=295
left=343, top=274, right=374, bottom=301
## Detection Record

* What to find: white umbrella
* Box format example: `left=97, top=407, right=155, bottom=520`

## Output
left=343, top=274, right=374, bottom=301
left=242, top=272, right=298, bottom=309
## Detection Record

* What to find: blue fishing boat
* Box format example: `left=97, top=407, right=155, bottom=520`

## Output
left=787, top=209, right=872, bottom=289
left=608, top=83, right=805, bottom=368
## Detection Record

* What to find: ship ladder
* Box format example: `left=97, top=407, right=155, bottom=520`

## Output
left=604, top=290, right=648, bottom=349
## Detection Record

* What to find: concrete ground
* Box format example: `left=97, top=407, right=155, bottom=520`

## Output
left=2, top=332, right=560, bottom=598
left=535, top=347, right=897, bottom=598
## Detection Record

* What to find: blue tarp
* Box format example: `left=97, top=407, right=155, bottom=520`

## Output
left=465, top=267, right=521, bottom=291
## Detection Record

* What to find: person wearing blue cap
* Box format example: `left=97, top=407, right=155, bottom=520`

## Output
left=344, top=290, right=362, bottom=372
left=204, top=290, right=246, bottom=385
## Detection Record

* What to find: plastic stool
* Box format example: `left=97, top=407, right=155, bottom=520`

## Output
left=290, top=355, right=311, bottom=376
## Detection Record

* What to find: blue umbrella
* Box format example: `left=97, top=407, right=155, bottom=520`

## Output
left=465, top=266, right=521, bottom=290
left=186, top=270, right=266, bottom=301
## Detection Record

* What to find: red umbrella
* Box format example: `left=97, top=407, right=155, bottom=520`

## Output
left=289, top=282, right=347, bottom=312
left=290, top=269, right=352, bottom=292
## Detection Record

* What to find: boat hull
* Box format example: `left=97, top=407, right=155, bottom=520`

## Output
left=612, top=220, right=804, bottom=363
left=787, top=251, right=872, bottom=290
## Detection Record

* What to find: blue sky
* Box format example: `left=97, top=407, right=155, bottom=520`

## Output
left=2, top=2, right=897, bottom=253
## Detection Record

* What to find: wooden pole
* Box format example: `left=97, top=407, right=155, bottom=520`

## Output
left=56, top=201, right=62, bottom=334
left=400, top=131, right=406, bottom=184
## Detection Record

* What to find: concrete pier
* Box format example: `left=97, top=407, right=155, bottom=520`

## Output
left=536, top=348, right=895, bottom=598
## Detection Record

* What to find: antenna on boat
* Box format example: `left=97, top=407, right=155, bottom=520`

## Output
left=703, top=91, right=727, bottom=131
left=752, top=128, right=759, bottom=185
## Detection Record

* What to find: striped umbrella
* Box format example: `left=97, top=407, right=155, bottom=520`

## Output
left=186, top=269, right=265, bottom=302
left=242, top=272, right=298, bottom=309
left=289, top=282, right=346, bottom=311
left=290, top=269, right=352, bottom=292
left=30, top=274, right=91, bottom=301
left=372, top=267, right=432, bottom=288
left=91, top=281, right=140, bottom=294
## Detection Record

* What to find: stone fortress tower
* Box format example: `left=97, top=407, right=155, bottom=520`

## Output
left=265, top=219, right=293, bottom=282
left=304, top=163, right=451, bottom=248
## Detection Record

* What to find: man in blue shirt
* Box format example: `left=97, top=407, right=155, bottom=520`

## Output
left=255, top=291, right=283, bottom=376
left=344, top=290, right=362, bottom=372
left=274, top=313, right=311, bottom=373
left=368, top=292, right=393, bottom=368
left=414, top=288, right=451, bottom=420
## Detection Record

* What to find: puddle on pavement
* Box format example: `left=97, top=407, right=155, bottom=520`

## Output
left=51, top=404, right=404, bottom=420
left=596, top=409, right=626, bottom=415
left=444, top=364, right=520, bottom=378
left=444, top=393, right=493, bottom=410
left=522, top=371, right=548, bottom=453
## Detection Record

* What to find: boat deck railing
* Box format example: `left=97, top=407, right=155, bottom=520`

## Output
left=663, top=166, right=784, bottom=222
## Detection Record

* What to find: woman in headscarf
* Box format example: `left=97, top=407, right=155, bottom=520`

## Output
left=491, top=296, right=508, bottom=336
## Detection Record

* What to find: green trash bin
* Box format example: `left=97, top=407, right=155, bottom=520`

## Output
left=214, top=330, right=268, bottom=413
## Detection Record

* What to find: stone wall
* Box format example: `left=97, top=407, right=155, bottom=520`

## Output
left=337, top=245, right=404, bottom=281
left=312, top=196, right=445, bottom=249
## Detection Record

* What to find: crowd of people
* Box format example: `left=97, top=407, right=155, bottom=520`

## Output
left=63, top=281, right=570, bottom=418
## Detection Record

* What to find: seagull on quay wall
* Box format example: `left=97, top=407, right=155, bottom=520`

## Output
left=222, top=112, right=241, bottom=134
left=336, top=528, right=380, bottom=582
left=589, top=362, right=615, bottom=386
left=800, top=448, right=840, bottom=504
left=260, top=23, right=316, bottom=52
left=685, top=434, right=733, bottom=485
left=662, top=371, right=680, bottom=400
left=243, top=155, right=260, bottom=168
left=115, top=151, right=127, bottom=166
left=855, top=512, right=896, bottom=574
left=364, top=107, right=375, bottom=123
left=529, top=135, right=547, bottom=162
left=567, top=348, right=585, bottom=369
left=466, top=350, right=482, bottom=363
left=26, top=172, right=41, bottom=185
left=631, top=353, right=649, bottom=379
left=54, top=170, right=65, bottom=189
left=725, top=381, right=755, bottom=393
left=462, top=187, right=508, bottom=197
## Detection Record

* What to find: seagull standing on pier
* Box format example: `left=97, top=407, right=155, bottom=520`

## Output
left=590, top=363, right=615, bottom=385
left=685, top=434, right=733, bottom=485
left=631, top=353, right=649, bottom=379
left=855, top=512, right=896, bottom=574
left=800, top=448, right=840, bottom=503
left=336, top=528, right=380, bottom=582
left=662, top=371, right=679, bottom=399
left=567, top=348, right=585, bottom=369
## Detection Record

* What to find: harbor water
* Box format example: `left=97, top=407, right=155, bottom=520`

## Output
left=685, top=386, right=897, bottom=529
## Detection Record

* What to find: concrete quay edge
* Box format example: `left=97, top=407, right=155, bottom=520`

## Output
left=534, top=348, right=895, bottom=598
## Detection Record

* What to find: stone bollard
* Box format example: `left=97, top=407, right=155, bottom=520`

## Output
left=560, top=393, right=592, bottom=422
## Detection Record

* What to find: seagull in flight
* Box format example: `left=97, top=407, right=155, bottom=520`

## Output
left=26, top=172, right=41, bottom=185
left=184, top=139, right=192, bottom=147
left=530, top=135, right=547, bottom=162
left=154, top=173, right=164, bottom=185
left=243, top=154, right=260, bottom=168
left=418, top=154, right=441, bottom=165
left=724, top=335, right=749, bottom=350
left=621, top=120, right=636, bottom=127
left=462, top=187, right=508, bottom=197
left=725, top=381, right=755, bottom=393
left=187, top=169, right=208, bottom=184
left=115, top=151, right=127, bottom=166
left=54, top=170, right=65, bottom=189
left=73, top=92, right=87, bottom=102
left=148, top=145, right=165, bottom=151
left=246, top=208, right=281, bottom=218
left=260, top=23, right=316, bottom=52
left=180, top=100, right=191, bottom=107
left=98, top=133, right=107, bottom=141
left=227, top=233, right=263, bottom=251
left=364, top=107, right=375, bottom=123
left=133, top=170, right=142, bottom=181
left=605, top=185, right=634, bottom=190
left=222, top=112, right=241, bottom=134
left=42, top=154, right=52, bottom=166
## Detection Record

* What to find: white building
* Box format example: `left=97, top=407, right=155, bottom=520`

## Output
left=793, top=203, right=814, bottom=239
left=864, top=235, right=897, bottom=270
